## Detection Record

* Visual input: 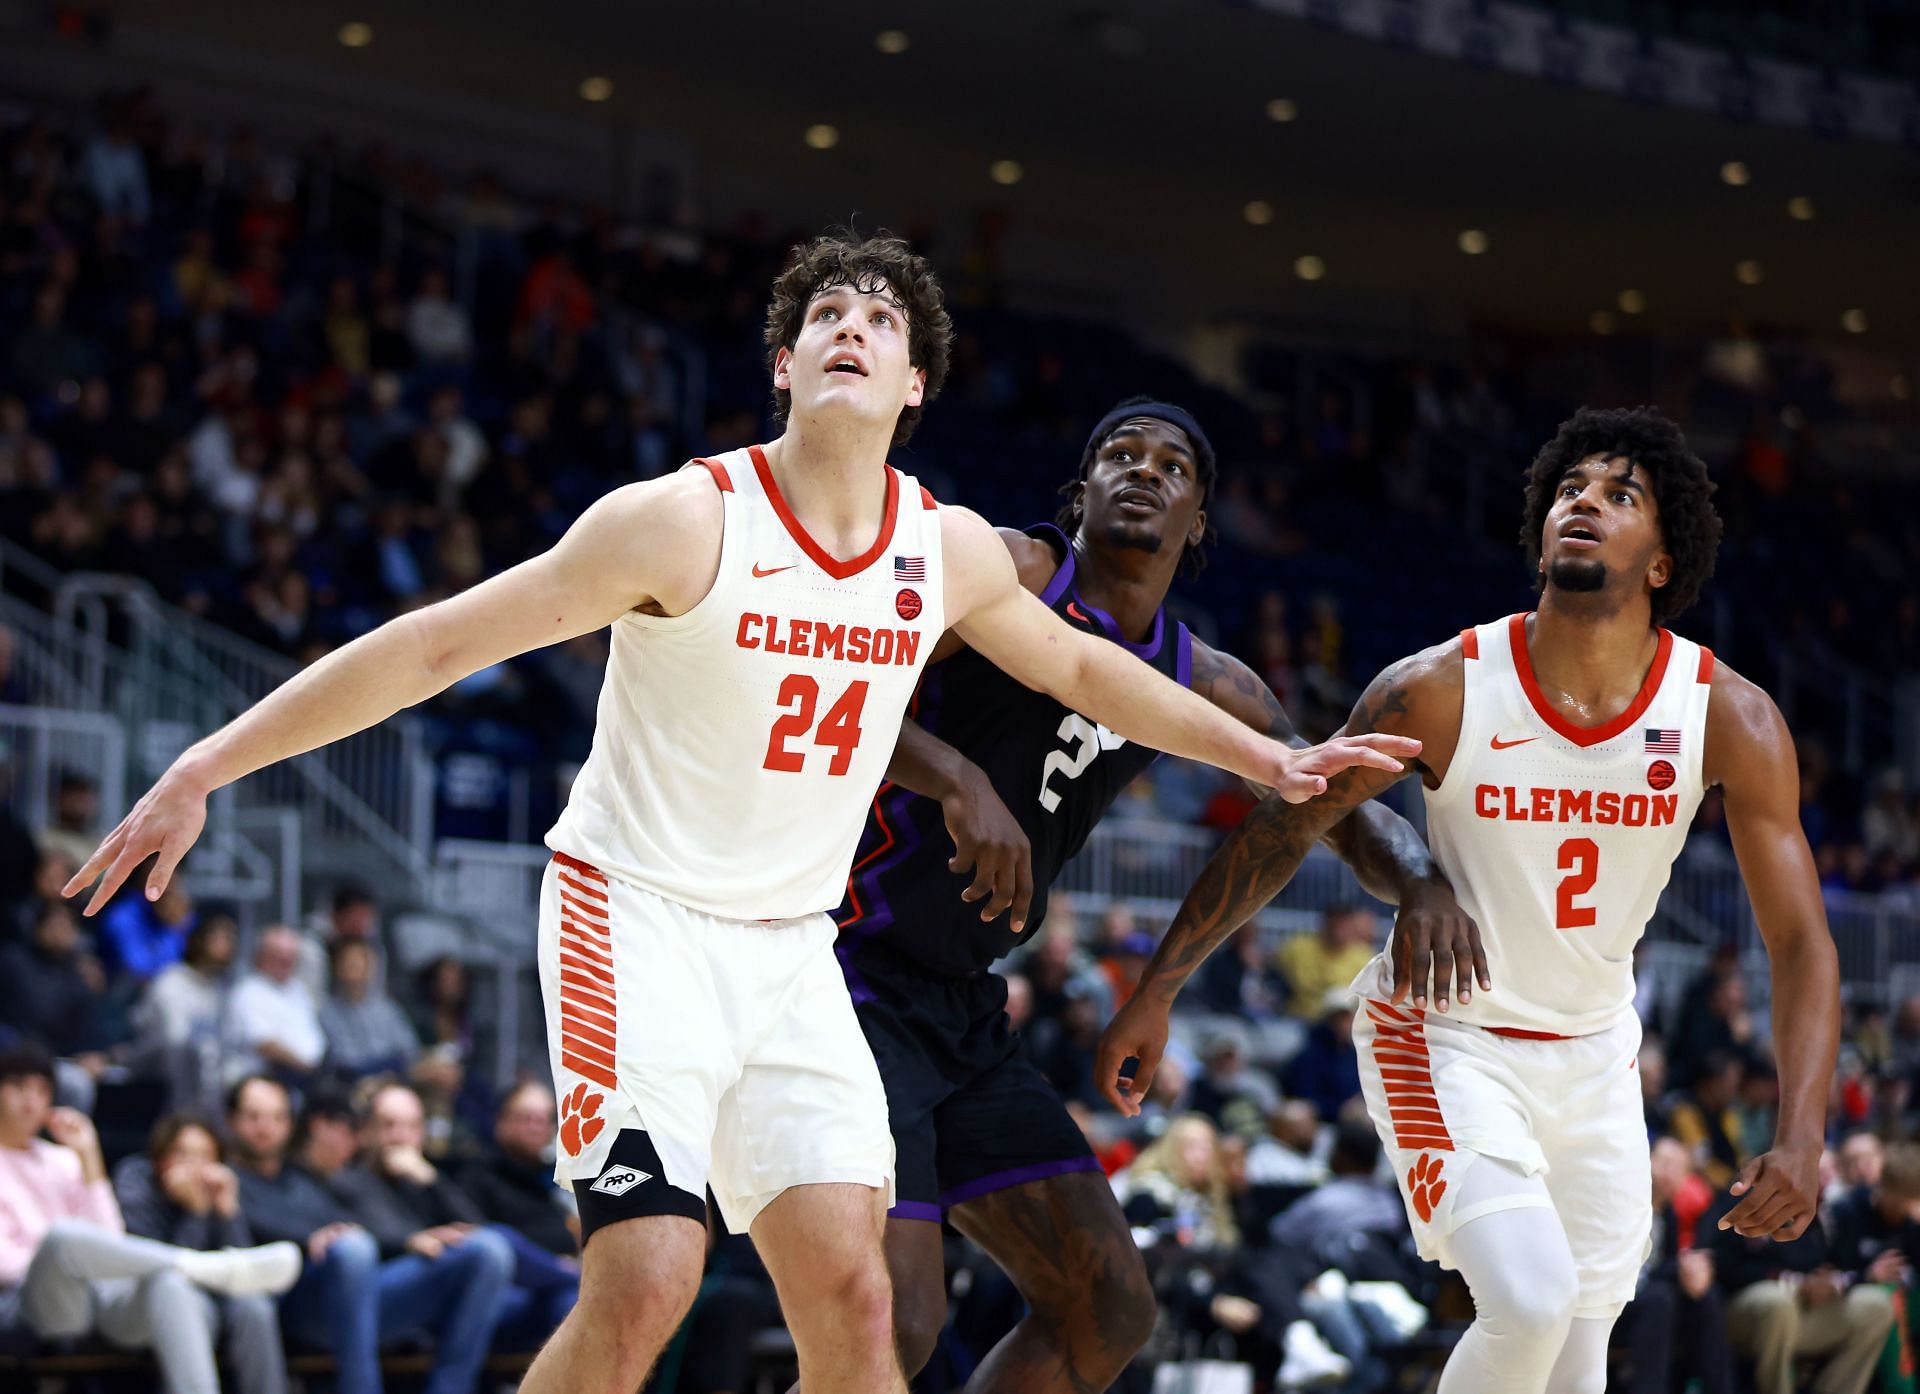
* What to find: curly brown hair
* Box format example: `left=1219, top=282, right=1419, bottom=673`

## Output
left=1519, top=406, right=1723, bottom=625
left=763, top=230, right=954, bottom=446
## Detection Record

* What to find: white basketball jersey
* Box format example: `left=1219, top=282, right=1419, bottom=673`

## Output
left=546, top=445, right=945, bottom=921
left=1380, top=613, right=1713, bottom=1037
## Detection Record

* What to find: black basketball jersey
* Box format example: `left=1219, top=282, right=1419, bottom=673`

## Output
left=835, top=524, right=1193, bottom=981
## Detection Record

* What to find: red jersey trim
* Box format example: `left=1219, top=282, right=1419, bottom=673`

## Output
left=748, top=444, right=900, bottom=581
left=919, top=484, right=938, bottom=510
left=690, top=458, right=733, bottom=492
left=1506, top=612, right=1674, bottom=750
left=1696, top=647, right=1715, bottom=684
left=1460, top=627, right=1479, bottom=660
left=1486, top=1026, right=1575, bottom=1041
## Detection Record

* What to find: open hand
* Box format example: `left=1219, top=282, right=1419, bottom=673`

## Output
left=63, top=763, right=209, bottom=914
left=941, top=767, right=1033, bottom=933
left=1390, top=881, right=1490, bottom=1013
left=1272, top=734, right=1421, bottom=804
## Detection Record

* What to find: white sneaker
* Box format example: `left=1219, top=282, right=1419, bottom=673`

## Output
left=1351, top=1280, right=1430, bottom=1342
left=176, top=1242, right=302, bottom=1298
left=1276, top=1319, right=1350, bottom=1389
left=1303, top=1268, right=1350, bottom=1303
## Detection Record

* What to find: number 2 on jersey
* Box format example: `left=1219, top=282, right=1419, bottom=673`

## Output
left=1555, top=837, right=1599, bottom=930
left=763, top=676, right=869, bottom=776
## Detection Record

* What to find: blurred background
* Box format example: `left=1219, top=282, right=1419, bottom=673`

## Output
left=1, top=2, right=1918, bottom=1390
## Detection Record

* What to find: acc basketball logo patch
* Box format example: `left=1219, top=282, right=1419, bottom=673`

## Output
left=1646, top=759, right=1676, bottom=791
left=895, top=588, right=922, bottom=621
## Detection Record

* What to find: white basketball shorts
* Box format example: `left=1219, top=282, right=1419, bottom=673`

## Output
left=538, top=851, right=894, bottom=1236
left=1353, top=998, right=1650, bottom=1318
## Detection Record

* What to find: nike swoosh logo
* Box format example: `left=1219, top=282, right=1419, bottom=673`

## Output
left=751, top=563, right=795, bottom=578
left=1066, top=602, right=1090, bottom=622
left=1490, top=734, right=1540, bottom=750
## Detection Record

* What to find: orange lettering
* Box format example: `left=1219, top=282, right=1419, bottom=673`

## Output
left=1595, top=791, right=1621, bottom=824
left=1530, top=787, right=1554, bottom=821
left=736, top=613, right=761, bottom=649
left=815, top=623, right=845, bottom=660
left=896, top=629, right=920, bottom=666
left=1504, top=786, right=1528, bottom=821
left=1559, top=788, right=1592, bottom=822
left=1623, top=794, right=1649, bottom=826
left=1652, top=793, right=1678, bottom=826
left=847, top=627, right=871, bottom=663
left=1476, top=785, right=1500, bottom=819
left=789, top=621, right=812, bottom=658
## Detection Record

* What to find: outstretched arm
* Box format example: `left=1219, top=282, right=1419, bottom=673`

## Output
left=1189, top=641, right=1450, bottom=906
left=68, top=470, right=724, bottom=910
left=884, top=717, right=1034, bottom=932
left=940, top=506, right=1418, bottom=799
left=1708, top=665, right=1840, bottom=1242
left=1096, top=643, right=1482, bottom=1115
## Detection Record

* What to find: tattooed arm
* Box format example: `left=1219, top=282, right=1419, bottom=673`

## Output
left=1097, top=639, right=1484, bottom=1115
left=1190, top=639, right=1445, bottom=906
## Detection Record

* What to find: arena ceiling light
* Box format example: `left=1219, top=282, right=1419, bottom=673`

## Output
left=578, top=77, right=614, bottom=103
left=1293, top=255, right=1325, bottom=281
left=1265, top=98, right=1299, bottom=123
left=1734, top=259, right=1764, bottom=285
left=1617, top=289, right=1645, bottom=314
left=1589, top=311, right=1615, bottom=335
left=1457, top=229, right=1489, bottom=255
left=989, top=160, right=1024, bottom=186
left=1243, top=200, right=1274, bottom=226
left=1842, top=308, right=1869, bottom=334
left=875, top=30, right=910, bottom=54
left=1720, top=161, right=1751, bottom=187
left=804, top=124, right=840, bottom=151
left=1787, top=196, right=1816, bottom=221
left=337, top=21, right=372, bottom=48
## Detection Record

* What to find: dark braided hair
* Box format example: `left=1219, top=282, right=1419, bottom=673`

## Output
left=1519, top=406, right=1722, bottom=624
left=1056, top=396, right=1219, bottom=578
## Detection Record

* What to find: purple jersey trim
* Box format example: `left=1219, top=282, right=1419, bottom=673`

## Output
left=937, top=1155, right=1103, bottom=1210
left=1033, top=523, right=1076, bottom=607
left=888, top=1199, right=944, bottom=1223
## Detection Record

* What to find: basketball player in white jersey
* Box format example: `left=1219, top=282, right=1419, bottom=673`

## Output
left=64, top=232, right=1417, bottom=1394
left=1094, top=406, right=1841, bottom=1394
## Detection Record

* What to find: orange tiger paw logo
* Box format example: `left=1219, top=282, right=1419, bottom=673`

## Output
left=559, top=1083, right=606, bottom=1158
left=1407, top=1152, right=1448, bottom=1224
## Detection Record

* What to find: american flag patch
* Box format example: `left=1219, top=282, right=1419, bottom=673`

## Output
left=894, top=555, right=926, bottom=583
left=1644, top=728, right=1681, bottom=754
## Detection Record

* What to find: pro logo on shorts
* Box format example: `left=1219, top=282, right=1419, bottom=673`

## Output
left=1646, top=759, right=1677, bottom=791
left=590, top=1165, right=650, bottom=1197
left=1408, top=1151, right=1448, bottom=1224
left=559, top=1083, right=606, bottom=1157
left=895, top=588, right=922, bottom=621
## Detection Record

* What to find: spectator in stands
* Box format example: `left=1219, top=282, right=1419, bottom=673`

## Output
left=292, top=1089, right=362, bottom=1180
left=224, top=926, right=324, bottom=1086
left=0, top=901, right=105, bottom=1059
left=1618, top=1137, right=1733, bottom=1394
left=1274, top=906, right=1379, bottom=1020
left=1245, top=1099, right=1327, bottom=1187
left=407, top=267, right=473, bottom=366
left=1187, top=1024, right=1281, bottom=1138
left=319, top=939, right=419, bottom=1083
left=1639, top=1036, right=1673, bottom=1138
left=37, top=772, right=101, bottom=873
left=131, top=914, right=237, bottom=1113
left=81, top=118, right=151, bottom=227
left=10, top=285, right=94, bottom=399
left=336, top=1080, right=563, bottom=1350
left=226, top=1074, right=509, bottom=1394
left=453, top=1081, right=577, bottom=1258
left=1283, top=989, right=1364, bottom=1123
left=99, top=868, right=196, bottom=984
left=1830, top=1129, right=1886, bottom=1206
left=295, top=883, right=383, bottom=1002
left=0, top=1045, right=298, bottom=1394
left=1194, top=924, right=1284, bottom=1021
left=9, top=847, right=76, bottom=945
left=1713, top=1190, right=1894, bottom=1394
left=1668, top=1049, right=1750, bottom=1190
left=1670, top=960, right=1757, bottom=1088
left=1020, top=903, right=1112, bottom=1025
left=112, top=1114, right=287, bottom=1394
left=1863, top=770, right=1919, bottom=867
left=1826, top=1139, right=1920, bottom=1302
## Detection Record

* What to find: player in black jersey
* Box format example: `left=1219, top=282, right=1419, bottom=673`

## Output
left=834, top=398, right=1483, bottom=1392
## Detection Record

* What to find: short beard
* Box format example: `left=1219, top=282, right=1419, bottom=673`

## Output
left=1547, top=557, right=1607, bottom=594
left=1101, top=521, right=1162, bottom=556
